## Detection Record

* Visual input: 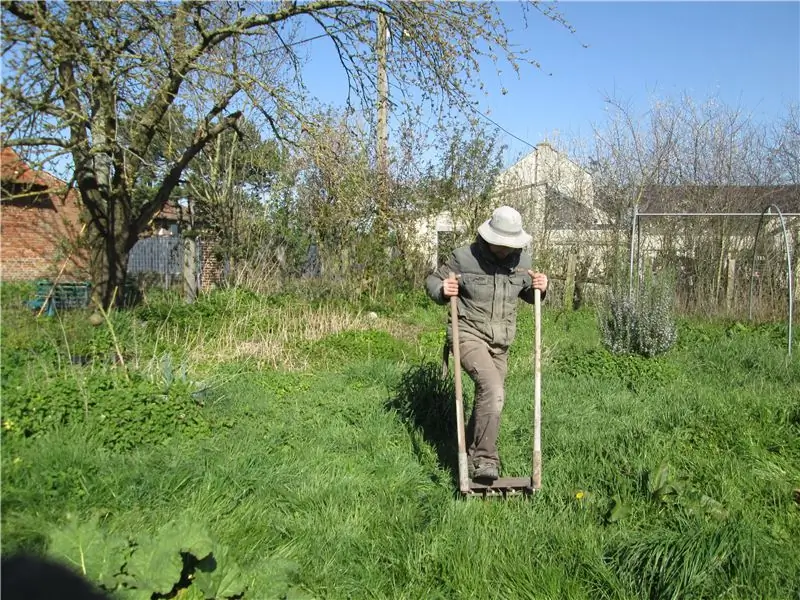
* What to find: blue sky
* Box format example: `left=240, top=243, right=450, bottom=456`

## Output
left=299, top=1, right=800, bottom=167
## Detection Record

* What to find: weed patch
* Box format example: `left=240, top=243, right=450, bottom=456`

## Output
left=301, top=328, right=410, bottom=367
left=553, top=346, right=678, bottom=390
left=2, top=368, right=216, bottom=450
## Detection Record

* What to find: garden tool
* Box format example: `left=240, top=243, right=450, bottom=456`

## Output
left=449, top=272, right=542, bottom=497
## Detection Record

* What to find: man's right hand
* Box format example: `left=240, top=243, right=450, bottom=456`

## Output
left=442, top=275, right=459, bottom=298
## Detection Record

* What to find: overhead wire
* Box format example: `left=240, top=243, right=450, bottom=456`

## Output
left=266, top=18, right=540, bottom=156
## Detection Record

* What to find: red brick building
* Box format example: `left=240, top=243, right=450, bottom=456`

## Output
left=0, top=147, right=88, bottom=282
left=1, top=146, right=225, bottom=291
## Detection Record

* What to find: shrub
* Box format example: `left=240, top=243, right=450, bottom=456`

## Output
left=600, top=272, right=677, bottom=358
left=601, top=296, right=637, bottom=355
left=1, top=367, right=215, bottom=451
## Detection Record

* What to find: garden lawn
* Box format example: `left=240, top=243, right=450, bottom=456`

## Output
left=2, top=287, right=799, bottom=599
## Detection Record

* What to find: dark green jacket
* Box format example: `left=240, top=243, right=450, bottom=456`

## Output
left=426, top=237, right=543, bottom=349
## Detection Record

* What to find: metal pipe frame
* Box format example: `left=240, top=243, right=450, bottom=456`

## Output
left=627, top=207, right=796, bottom=357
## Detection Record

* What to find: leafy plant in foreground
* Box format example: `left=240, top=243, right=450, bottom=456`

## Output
left=46, top=514, right=304, bottom=599
left=48, top=514, right=245, bottom=599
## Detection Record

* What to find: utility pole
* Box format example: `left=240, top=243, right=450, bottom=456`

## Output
left=376, top=12, right=389, bottom=235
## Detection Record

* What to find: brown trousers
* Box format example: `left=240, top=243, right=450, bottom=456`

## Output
left=459, top=335, right=508, bottom=466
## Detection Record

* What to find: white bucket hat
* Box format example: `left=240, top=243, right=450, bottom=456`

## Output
left=477, top=206, right=532, bottom=249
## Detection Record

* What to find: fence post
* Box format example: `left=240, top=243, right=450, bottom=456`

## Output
left=563, top=251, right=577, bottom=311
left=183, top=237, right=198, bottom=303
left=726, top=255, right=736, bottom=313
left=628, top=205, right=638, bottom=298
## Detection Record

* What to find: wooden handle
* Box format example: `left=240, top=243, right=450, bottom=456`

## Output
left=532, top=287, right=542, bottom=490
left=448, top=272, right=470, bottom=494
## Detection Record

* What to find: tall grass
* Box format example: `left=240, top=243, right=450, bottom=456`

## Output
left=2, top=284, right=798, bottom=599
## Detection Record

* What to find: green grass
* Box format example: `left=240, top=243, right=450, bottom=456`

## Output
left=1, top=286, right=799, bottom=599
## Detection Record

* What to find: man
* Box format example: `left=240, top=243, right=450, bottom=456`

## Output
left=426, top=206, right=548, bottom=481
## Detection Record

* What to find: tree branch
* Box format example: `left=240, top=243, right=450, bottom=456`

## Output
left=3, top=136, right=70, bottom=149
left=127, top=0, right=373, bottom=164
left=131, top=110, right=242, bottom=240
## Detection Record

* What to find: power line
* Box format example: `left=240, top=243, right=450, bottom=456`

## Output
left=470, top=106, right=537, bottom=150
left=273, top=22, right=540, bottom=153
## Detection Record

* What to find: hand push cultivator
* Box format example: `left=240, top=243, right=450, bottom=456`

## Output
left=449, top=275, right=543, bottom=498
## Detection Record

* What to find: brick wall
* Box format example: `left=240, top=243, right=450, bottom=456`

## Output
left=198, top=238, right=221, bottom=291
left=1, top=148, right=88, bottom=282
left=0, top=192, right=88, bottom=282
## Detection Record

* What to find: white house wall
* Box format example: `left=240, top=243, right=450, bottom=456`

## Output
left=411, top=142, right=604, bottom=270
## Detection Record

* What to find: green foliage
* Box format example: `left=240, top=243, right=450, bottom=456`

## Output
left=49, top=514, right=129, bottom=591
left=0, top=281, right=37, bottom=309
left=608, top=521, right=762, bottom=600
left=554, top=346, right=677, bottom=388
left=422, top=124, right=506, bottom=244
left=2, top=290, right=798, bottom=599
left=2, top=368, right=214, bottom=451
left=303, top=329, right=409, bottom=365
left=635, top=464, right=728, bottom=520
left=600, top=273, right=678, bottom=357
left=135, top=288, right=260, bottom=329
left=416, top=328, right=447, bottom=360
left=46, top=514, right=256, bottom=599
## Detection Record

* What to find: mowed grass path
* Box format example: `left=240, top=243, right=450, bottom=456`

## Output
left=2, top=290, right=799, bottom=599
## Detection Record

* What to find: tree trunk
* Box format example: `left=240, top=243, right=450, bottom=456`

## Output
left=81, top=181, right=140, bottom=309
left=89, top=225, right=134, bottom=309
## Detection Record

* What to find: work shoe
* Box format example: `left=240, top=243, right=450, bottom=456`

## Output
left=472, top=460, right=499, bottom=481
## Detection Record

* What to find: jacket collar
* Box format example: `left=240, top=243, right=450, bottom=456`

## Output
left=474, top=236, right=521, bottom=272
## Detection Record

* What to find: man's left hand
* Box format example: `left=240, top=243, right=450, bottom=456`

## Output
left=527, top=271, right=548, bottom=292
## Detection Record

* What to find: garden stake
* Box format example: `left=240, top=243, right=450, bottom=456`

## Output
left=449, top=272, right=471, bottom=495
left=532, top=287, right=542, bottom=490
left=450, top=275, right=540, bottom=498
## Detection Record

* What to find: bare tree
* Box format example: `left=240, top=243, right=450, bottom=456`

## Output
left=771, top=104, right=800, bottom=186
left=2, top=0, right=566, bottom=306
left=185, top=120, right=283, bottom=268
left=424, top=124, right=506, bottom=246
left=587, top=94, right=796, bottom=313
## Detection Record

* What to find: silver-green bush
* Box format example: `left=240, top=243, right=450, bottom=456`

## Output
left=600, top=273, right=678, bottom=357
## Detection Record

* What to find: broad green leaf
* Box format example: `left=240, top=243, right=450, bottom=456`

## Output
left=687, top=492, right=728, bottom=520
left=48, top=513, right=127, bottom=590
left=607, top=495, right=631, bottom=523
left=176, top=585, right=206, bottom=599
left=699, top=494, right=726, bottom=515
left=157, top=518, right=214, bottom=560
left=114, top=587, right=152, bottom=600
left=123, top=534, right=183, bottom=595
left=195, top=544, right=247, bottom=599
left=123, top=518, right=213, bottom=595
left=649, top=464, right=671, bottom=495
